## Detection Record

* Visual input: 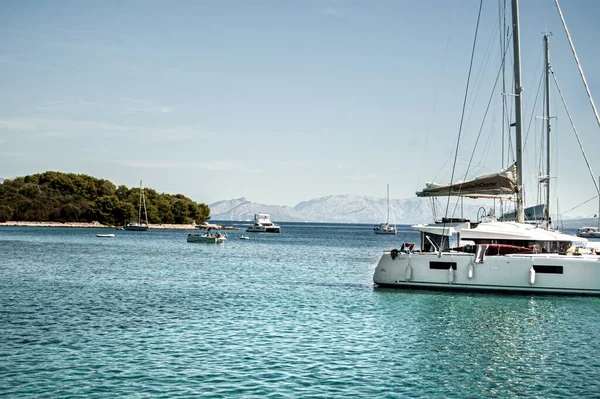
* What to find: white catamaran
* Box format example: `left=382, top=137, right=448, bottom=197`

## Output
left=373, top=0, right=600, bottom=295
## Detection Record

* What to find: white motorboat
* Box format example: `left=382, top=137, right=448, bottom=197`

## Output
left=577, top=194, right=600, bottom=238
left=374, top=184, right=397, bottom=235
left=125, top=180, right=149, bottom=231
left=97, top=233, right=115, bottom=238
left=373, top=0, right=600, bottom=295
left=239, top=236, right=250, bottom=240
left=187, top=232, right=226, bottom=244
left=577, top=227, right=600, bottom=239
left=246, top=214, right=281, bottom=233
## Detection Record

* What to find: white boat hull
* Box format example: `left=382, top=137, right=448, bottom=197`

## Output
left=374, top=228, right=396, bottom=235
left=246, top=213, right=281, bottom=233
left=577, top=232, right=600, bottom=239
left=246, top=226, right=281, bottom=233
left=124, top=223, right=148, bottom=231
left=187, top=234, right=226, bottom=244
left=373, top=251, right=600, bottom=295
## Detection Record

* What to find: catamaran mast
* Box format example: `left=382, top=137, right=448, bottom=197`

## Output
left=511, top=0, right=525, bottom=223
left=544, top=34, right=552, bottom=229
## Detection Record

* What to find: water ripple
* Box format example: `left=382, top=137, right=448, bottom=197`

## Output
left=1, top=226, right=600, bottom=397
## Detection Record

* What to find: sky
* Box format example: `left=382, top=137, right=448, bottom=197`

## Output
left=1, top=0, right=599, bottom=218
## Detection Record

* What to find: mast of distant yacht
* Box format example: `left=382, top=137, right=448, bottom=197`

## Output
left=511, top=0, right=525, bottom=223
left=386, top=184, right=390, bottom=224
left=138, top=180, right=143, bottom=224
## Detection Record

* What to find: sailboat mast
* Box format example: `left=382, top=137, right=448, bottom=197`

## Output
left=142, top=186, right=149, bottom=225
left=138, top=180, right=143, bottom=223
left=544, top=34, right=552, bottom=229
left=511, top=0, right=525, bottom=223
left=386, top=184, right=390, bottom=224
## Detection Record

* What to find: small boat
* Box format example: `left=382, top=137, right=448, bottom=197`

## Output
left=125, top=180, right=149, bottom=231
left=576, top=227, right=600, bottom=238
left=576, top=177, right=600, bottom=239
left=187, top=232, right=227, bottom=244
left=246, top=213, right=281, bottom=233
left=374, top=184, right=397, bottom=235
left=239, top=236, right=249, bottom=240
left=97, top=233, right=115, bottom=238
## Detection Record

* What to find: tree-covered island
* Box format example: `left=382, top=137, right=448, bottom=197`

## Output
left=0, top=171, right=210, bottom=225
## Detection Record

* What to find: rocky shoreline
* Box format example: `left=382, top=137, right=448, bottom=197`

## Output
left=0, top=221, right=212, bottom=230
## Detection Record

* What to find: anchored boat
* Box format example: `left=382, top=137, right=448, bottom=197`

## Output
left=246, top=214, right=281, bottom=233
left=373, top=0, right=600, bottom=295
left=125, top=180, right=149, bottom=231
left=187, top=231, right=227, bottom=244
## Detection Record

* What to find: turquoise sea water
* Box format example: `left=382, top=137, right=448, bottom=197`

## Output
left=1, top=223, right=600, bottom=398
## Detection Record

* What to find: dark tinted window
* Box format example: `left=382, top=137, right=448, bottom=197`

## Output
left=430, top=262, right=457, bottom=270
left=533, top=265, right=563, bottom=274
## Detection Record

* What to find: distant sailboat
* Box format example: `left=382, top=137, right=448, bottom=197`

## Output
left=374, top=184, right=397, bottom=235
left=124, top=180, right=149, bottom=231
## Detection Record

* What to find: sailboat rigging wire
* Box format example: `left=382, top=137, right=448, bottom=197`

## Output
left=415, top=0, right=461, bottom=195
left=466, top=37, right=511, bottom=175
left=524, top=63, right=545, bottom=150
left=499, top=0, right=507, bottom=170
left=443, top=0, right=484, bottom=231
left=524, top=66, right=545, bottom=202
left=560, top=194, right=599, bottom=216
left=551, top=70, right=600, bottom=195
left=464, top=16, right=501, bottom=127
left=554, top=0, right=600, bottom=132
left=449, top=30, right=511, bottom=219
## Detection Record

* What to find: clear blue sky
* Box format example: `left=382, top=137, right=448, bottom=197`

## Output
left=1, top=0, right=599, bottom=218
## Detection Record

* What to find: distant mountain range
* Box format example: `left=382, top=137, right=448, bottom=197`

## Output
left=209, top=196, right=596, bottom=227
left=210, top=195, right=489, bottom=224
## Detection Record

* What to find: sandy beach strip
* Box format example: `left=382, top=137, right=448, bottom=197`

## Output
left=0, top=221, right=195, bottom=230
left=0, top=221, right=236, bottom=230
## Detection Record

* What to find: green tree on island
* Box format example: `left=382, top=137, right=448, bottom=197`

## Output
left=0, top=171, right=211, bottom=225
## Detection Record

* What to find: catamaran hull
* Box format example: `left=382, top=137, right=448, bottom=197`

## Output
left=373, top=251, right=600, bottom=295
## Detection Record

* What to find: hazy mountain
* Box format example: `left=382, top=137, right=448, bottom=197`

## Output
left=559, top=217, right=599, bottom=229
left=209, top=197, right=299, bottom=222
left=209, top=195, right=488, bottom=224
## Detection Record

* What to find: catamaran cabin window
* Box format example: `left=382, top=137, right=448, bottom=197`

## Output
left=430, top=262, right=457, bottom=270
left=533, top=265, right=563, bottom=274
